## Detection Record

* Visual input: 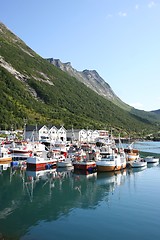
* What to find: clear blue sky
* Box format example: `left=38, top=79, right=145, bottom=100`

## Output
left=1, top=0, right=160, bottom=111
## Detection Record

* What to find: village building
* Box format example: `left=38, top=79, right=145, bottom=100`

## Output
left=66, top=129, right=100, bottom=143
left=66, top=129, right=86, bottom=142
left=56, top=126, right=67, bottom=142
left=25, top=125, right=49, bottom=141
left=49, top=126, right=58, bottom=141
left=25, top=125, right=67, bottom=142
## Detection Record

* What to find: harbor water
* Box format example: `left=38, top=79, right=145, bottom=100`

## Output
left=0, top=141, right=160, bottom=240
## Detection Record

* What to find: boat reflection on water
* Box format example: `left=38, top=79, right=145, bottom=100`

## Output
left=0, top=162, right=10, bottom=172
left=128, top=165, right=147, bottom=174
left=73, top=168, right=97, bottom=177
left=25, top=167, right=75, bottom=202
left=96, top=169, right=126, bottom=186
left=147, top=162, right=159, bottom=168
left=57, top=165, right=74, bottom=173
left=96, top=169, right=126, bottom=198
left=26, top=168, right=58, bottom=180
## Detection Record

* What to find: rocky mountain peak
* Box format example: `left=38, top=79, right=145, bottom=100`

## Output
left=47, top=58, right=122, bottom=103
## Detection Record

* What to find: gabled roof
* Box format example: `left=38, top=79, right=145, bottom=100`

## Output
left=26, top=125, right=66, bottom=132
left=26, top=125, right=47, bottom=131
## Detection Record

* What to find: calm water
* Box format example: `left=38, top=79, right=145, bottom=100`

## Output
left=134, top=141, right=160, bottom=154
left=124, top=140, right=160, bottom=154
left=0, top=142, right=160, bottom=240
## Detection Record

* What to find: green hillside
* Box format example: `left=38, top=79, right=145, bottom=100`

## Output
left=0, top=22, right=160, bottom=137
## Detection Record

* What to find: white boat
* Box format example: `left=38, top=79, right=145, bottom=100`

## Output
left=130, top=158, right=147, bottom=168
left=144, top=156, right=159, bottom=164
left=96, top=151, right=126, bottom=172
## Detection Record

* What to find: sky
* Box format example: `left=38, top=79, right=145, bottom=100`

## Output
left=1, top=0, right=160, bottom=111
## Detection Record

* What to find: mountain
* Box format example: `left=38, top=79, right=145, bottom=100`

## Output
left=0, top=22, right=160, bottom=137
left=47, top=58, right=160, bottom=126
left=47, top=58, right=130, bottom=110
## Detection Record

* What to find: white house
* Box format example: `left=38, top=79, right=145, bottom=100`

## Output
left=25, top=125, right=66, bottom=142
left=86, top=129, right=93, bottom=142
left=91, top=130, right=100, bottom=142
left=49, top=126, right=58, bottom=141
left=66, top=129, right=88, bottom=143
left=25, top=125, right=108, bottom=143
left=38, top=125, right=49, bottom=141
left=66, top=129, right=108, bottom=143
left=57, top=126, right=67, bottom=142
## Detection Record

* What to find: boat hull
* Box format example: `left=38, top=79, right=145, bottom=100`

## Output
left=127, top=153, right=139, bottom=161
left=57, top=161, right=73, bottom=168
left=27, top=156, right=57, bottom=171
left=124, top=148, right=139, bottom=161
left=144, top=156, right=159, bottom=163
left=9, top=149, right=32, bottom=157
left=130, top=160, right=147, bottom=168
left=0, top=157, right=12, bottom=163
left=97, top=163, right=126, bottom=172
left=73, top=161, right=96, bottom=172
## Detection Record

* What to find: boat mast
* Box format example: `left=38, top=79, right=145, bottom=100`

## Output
left=23, top=118, right=27, bottom=140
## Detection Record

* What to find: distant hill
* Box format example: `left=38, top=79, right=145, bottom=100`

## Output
left=0, top=22, right=160, bottom=137
left=151, top=109, right=160, bottom=115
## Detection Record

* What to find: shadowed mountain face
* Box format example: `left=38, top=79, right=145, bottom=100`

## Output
left=0, top=22, right=160, bottom=135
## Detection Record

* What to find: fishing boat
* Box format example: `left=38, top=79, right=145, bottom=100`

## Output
left=144, top=156, right=159, bottom=164
left=73, top=160, right=97, bottom=172
left=26, top=151, right=57, bottom=171
left=124, top=142, right=139, bottom=161
left=9, top=141, right=33, bottom=157
left=96, top=151, right=126, bottom=172
left=130, top=158, right=147, bottom=168
left=72, top=148, right=97, bottom=172
left=51, top=140, right=68, bottom=158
